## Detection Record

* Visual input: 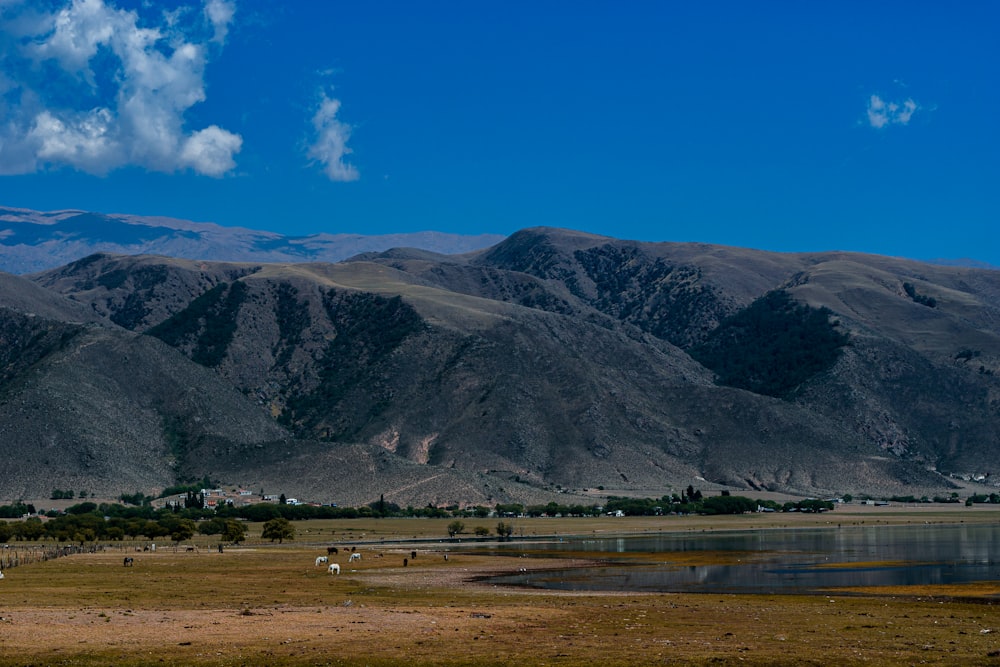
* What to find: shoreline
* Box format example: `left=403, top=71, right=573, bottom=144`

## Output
left=2, top=510, right=1000, bottom=665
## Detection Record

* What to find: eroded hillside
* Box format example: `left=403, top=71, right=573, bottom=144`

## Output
left=8, top=227, right=1000, bottom=502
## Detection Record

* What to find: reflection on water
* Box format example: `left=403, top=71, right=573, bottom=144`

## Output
left=484, top=524, right=1000, bottom=594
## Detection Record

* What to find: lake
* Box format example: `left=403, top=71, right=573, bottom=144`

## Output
left=480, top=523, right=1000, bottom=595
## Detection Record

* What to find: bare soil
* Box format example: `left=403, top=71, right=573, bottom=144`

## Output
left=2, top=508, right=1000, bottom=665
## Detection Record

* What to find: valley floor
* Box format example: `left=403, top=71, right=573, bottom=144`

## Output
left=1, top=506, right=999, bottom=665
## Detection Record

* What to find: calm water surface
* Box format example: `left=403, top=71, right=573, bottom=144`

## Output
left=482, top=524, right=1000, bottom=595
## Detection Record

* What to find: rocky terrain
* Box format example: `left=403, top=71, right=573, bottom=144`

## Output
left=2, top=223, right=999, bottom=506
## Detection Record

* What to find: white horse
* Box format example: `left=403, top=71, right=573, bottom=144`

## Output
left=327, top=563, right=341, bottom=574
left=349, top=552, right=361, bottom=562
left=315, top=556, right=328, bottom=566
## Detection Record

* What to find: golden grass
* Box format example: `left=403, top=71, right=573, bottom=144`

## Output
left=1, top=506, right=999, bottom=666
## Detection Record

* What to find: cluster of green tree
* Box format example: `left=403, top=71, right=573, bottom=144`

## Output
left=118, top=491, right=153, bottom=505
left=0, top=313, right=82, bottom=386
left=104, top=266, right=169, bottom=329
left=272, top=283, right=311, bottom=367
left=280, top=291, right=425, bottom=438
left=0, top=492, right=843, bottom=546
left=520, top=502, right=603, bottom=517
left=782, top=498, right=837, bottom=512
left=953, top=349, right=994, bottom=375
left=237, top=492, right=835, bottom=521
left=689, top=290, right=850, bottom=398
left=885, top=493, right=965, bottom=504
left=0, top=502, right=35, bottom=518
left=161, top=416, right=198, bottom=472
left=94, top=267, right=131, bottom=290
left=903, top=282, right=937, bottom=308
left=49, top=489, right=78, bottom=500
left=965, top=493, right=1000, bottom=506
left=573, top=245, right=723, bottom=349
left=146, top=281, right=248, bottom=367
left=231, top=500, right=477, bottom=523
left=0, top=506, right=245, bottom=545
left=602, top=492, right=835, bottom=516
left=152, top=477, right=216, bottom=501
left=955, top=349, right=981, bottom=362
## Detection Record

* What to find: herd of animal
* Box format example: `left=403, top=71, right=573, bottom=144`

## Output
left=318, top=547, right=363, bottom=574
left=118, top=543, right=373, bottom=574
left=2, top=545, right=440, bottom=581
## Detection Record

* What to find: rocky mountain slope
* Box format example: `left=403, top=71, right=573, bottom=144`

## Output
left=3, top=227, right=999, bottom=504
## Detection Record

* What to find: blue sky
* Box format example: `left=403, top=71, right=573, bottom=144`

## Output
left=1, top=1, right=998, bottom=265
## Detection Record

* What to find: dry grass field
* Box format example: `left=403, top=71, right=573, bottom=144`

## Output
left=2, top=505, right=1000, bottom=665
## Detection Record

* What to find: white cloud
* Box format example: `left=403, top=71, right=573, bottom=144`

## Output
left=29, top=107, right=122, bottom=173
left=180, top=125, right=242, bottom=175
left=204, top=0, right=234, bottom=44
left=866, top=94, right=919, bottom=129
left=0, top=0, right=241, bottom=176
left=307, top=92, right=359, bottom=182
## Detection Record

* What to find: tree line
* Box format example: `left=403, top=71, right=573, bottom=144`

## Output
left=0, top=489, right=841, bottom=545
left=0, top=502, right=248, bottom=545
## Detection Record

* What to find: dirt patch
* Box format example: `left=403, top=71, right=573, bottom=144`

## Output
left=4, top=514, right=1000, bottom=665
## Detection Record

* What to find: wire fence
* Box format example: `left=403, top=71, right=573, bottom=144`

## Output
left=0, top=544, right=92, bottom=570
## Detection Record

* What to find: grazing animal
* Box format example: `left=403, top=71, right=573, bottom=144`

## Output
left=315, top=556, right=328, bottom=566
left=349, top=552, right=361, bottom=562
left=327, top=547, right=338, bottom=555
left=328, top=563, right=341, bottom=575
left=123, top=557, right=134, bottom=567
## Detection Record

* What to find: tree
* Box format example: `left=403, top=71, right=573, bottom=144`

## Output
left=262, top=516, right=295, bottom=543
left=66, top=502, right=98, bottom=515
left=141, top=519, right=168, bottom=540
left=14, top=517, right=45, bottom=541
left=689, top=289, right=849, bottom=397
left=496, top=521, right=514, bottom=541
left=447, top=520, right=465, bottom=537
left=701, top=495, right=755, bottom=515
left=170, top=518, right=196, bottom=545
left=222, top=519, right=247, bottom=544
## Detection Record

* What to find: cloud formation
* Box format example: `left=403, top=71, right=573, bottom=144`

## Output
left=0, top=0, right=240, bottom=176
left=307, top=92, right=359, bottom=182
left=866, top=94, right=918, bottom=129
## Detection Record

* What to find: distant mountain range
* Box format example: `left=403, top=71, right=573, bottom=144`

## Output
left=0, top=206, right=505, bottom=274
left=1, top=208, right=999, bottom=507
